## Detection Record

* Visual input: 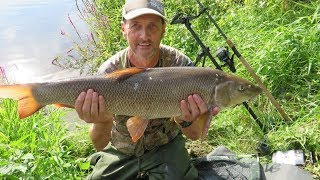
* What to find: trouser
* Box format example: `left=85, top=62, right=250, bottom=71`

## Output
left=87, top=134, right=198, bottom=180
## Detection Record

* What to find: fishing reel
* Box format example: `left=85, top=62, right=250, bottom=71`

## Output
left=215, top=46, right=236, bottom=73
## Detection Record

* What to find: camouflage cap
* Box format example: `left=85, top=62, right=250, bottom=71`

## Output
left=122, top=0, right=166, bottom=20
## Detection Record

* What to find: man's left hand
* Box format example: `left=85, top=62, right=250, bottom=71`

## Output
left=179, top=94, right=219, bottom=122
left=176, top=94, right=219, bottom=140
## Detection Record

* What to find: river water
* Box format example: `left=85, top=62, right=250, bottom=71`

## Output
left=0, top=0, right=89, bottom=83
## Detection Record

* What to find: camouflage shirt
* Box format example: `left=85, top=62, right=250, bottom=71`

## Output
left=98, top=44, right=193, bottom=156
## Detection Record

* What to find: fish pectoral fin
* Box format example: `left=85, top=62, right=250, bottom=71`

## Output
left=126, top=117, right=149, bottom=142
left=0, top=84, right=44, bottom=119
left=105, top=67, right=146, bottom=82
left=198, top=110, right=213, bottom=141
left=54, top=103, right=74, bottom=108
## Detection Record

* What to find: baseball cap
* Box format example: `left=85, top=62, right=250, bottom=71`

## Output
left=122, top=0, right=166, bottom=20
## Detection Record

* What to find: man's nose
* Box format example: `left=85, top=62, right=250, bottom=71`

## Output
left=140, top=27, right=151, bottom=39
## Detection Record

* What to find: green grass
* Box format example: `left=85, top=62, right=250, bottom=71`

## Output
left=1, top=0, right=319, bottom=178
left=0, top=100, right=94, bottom=179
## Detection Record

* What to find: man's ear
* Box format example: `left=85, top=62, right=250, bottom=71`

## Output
left=161, top=22, right=166, bottom=38
left=121, top=21, right=127, bottom=38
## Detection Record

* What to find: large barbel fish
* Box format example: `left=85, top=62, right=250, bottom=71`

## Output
left=0, top=67, right=262, bottom=141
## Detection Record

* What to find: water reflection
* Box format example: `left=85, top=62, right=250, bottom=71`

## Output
left=0, top=0, right=88, bottom=83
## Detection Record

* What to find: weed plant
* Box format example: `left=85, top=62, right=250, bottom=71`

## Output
left=1, top=0, right=319, bottom=178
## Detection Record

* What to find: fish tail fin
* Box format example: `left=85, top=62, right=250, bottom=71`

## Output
left=126, top=117, right=149, bottom=142
left=0, top=84, right=43, bottom=119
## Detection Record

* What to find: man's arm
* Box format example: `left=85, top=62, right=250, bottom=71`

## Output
left=175, top=94, right=219, bottom=140
left=75, top=89, right=113, bottom=151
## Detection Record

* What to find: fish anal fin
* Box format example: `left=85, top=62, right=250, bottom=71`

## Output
left=55, top=103, right=74, bottom=108
left=18, top=96, right=44, bottom=119
left=106, top=67, right=145, bottom=82
left=126, top=116, right=149, bottom=142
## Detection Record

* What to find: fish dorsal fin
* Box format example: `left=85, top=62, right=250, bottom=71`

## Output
left=126, top=116, right=149, bottom=142
left=106, top=67, right=146, bottom=82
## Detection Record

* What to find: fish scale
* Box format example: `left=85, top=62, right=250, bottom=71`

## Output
left=102, top=68, right=217, bottom=118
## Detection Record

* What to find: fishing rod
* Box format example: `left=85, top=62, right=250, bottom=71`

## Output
left=170, top=8, right=265, bottom=132
left=194, top=0, right=291, bottom=122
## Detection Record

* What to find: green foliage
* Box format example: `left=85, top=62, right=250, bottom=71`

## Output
left=0, top=99, right=93, bottom=178
left=1, top=0, right=319, bottom=178
left=207, top=106, right=265, bottom=154
left=201, top=0, right=320, bottom=176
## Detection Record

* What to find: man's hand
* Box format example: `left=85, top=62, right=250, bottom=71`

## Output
left=176, top=94, right=219, bottom=140
left=75, top=89, right=113, bottom=151
left=179, top=94, right=210, bottom=122
left=75, top=89, right=113, bottom=123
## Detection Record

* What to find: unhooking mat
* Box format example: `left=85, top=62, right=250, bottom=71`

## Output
left=192, top=146, right=313, bottom=180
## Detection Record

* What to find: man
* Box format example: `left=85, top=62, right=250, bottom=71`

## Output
left=75, top=0, right=219, bottom=179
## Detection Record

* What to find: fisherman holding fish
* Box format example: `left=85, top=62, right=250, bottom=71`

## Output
left=75, top=0, right=219, bottom=179
left=0, top=0, right=263, bottom=178
left=0, top=0, right=310, bottom=179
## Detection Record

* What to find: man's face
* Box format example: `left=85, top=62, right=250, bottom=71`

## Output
left=122, top=14, right=166, bottom=60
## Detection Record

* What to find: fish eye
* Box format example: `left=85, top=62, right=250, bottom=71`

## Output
left=238, top=85, right=245, bottom=91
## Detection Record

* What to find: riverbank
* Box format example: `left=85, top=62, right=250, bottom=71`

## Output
left=0, top=0, right=319, bottom=178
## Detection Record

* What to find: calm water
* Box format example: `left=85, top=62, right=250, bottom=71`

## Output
left=0, top=0, right=88, bottom=83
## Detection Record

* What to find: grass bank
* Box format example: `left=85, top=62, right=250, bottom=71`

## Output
left=1, top=0, right=319, bottom=178
left=0, top=100, right=93, bottom=178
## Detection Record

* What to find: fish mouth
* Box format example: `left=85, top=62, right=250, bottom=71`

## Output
left=248, top=92, right=262, bottom=102
left=247, top=96, right=256, bottom=102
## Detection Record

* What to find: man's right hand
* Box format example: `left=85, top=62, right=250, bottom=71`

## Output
left=75, top=89, right=113, bottom=123
left=75, top=89, right=113, bottom=150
